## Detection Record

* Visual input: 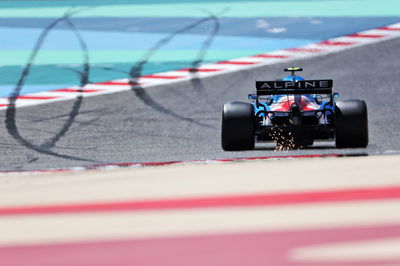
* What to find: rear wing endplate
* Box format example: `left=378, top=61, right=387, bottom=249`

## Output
left=256, top=80, right=333, bottom=95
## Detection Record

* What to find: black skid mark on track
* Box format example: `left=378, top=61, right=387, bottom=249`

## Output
left=187, top=11, right=221, bottom=109
left=56, top=67, right=94, bottom=85
left=93, top=66, right=214, bottom=128
left=39, top=95, right=83, bottom=150
left=89, top=11, right=225, bottom=129
left=4, top=10, right=96, bottom=163
left=128, top=16, right=219, bottom=79
left=126, top=12, right=224, bottom=129
left=27, top=154, right=39, bottom=164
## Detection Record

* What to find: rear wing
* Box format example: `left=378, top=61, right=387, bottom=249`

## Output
left=256, top=80, right=333, bottom=95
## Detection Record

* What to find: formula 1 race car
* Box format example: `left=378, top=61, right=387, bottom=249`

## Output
left=221, top=67, right=368, bottom=150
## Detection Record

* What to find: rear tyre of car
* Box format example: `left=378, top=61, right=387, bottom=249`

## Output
left=335, top=99, right=368, bottom=148
left=221, top=102, right=255, bottom=151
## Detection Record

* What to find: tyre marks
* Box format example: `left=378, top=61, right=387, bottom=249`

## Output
left=5, top=9, right=95, bottom=162
left=2, top=10, right=224, bottom=163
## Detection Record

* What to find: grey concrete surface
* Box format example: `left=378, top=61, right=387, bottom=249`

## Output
left=1, top=37, right=400, bottom=171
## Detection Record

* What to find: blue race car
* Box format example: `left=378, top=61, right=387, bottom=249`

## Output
left=221, top=67, right=368, bottom=150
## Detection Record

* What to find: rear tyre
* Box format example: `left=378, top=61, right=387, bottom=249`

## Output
left=335, top=99, right=368, bottom=148
left=221, top=102, right=255, bottom=151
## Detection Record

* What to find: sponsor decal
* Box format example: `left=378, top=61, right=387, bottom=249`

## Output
left=256, top=80, right=333, bottom=90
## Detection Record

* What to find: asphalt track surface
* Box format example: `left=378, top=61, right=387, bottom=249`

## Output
left=1, top=37, right=400, bottom=171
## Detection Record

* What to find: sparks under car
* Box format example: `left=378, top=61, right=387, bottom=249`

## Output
left=221, top=67, right=368, bottom=150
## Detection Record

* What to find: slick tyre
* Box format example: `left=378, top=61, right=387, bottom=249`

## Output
left=221, top=102, right=255, bottom=151
left=335, top=99, right=368, bottom=148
